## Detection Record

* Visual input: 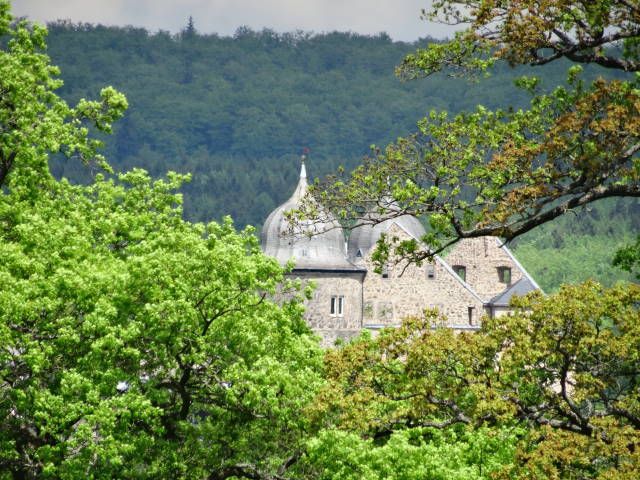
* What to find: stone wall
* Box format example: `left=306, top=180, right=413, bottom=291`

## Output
left=360, top=224, right=485, bottom=328
left=274, top=233, right=537, bottom=346
left=444, top=237, right=523, bottom=300
left=288, top=270, right=364, bottom=346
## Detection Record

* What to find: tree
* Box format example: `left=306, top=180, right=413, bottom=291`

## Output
left=300, top=0, right=640, bottom=266
left=0, top=1, right=127, bottom=190
left=0, top=3, right=323, bottom=478
left=0, top=172, right=323, bottom=479
left=311, top=282, right=640, bottom=478
left=180, top=16, right=196, bottom=84
left=304, top=427, right=519, bottom=480
left=613, top=234, right=640, bottom=279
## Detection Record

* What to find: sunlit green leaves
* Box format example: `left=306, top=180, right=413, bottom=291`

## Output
left=0, top=0, right=127, bottom=191
left=0, top=168, right=324, bottom=478
left=305, top=427, right=519, bottom=480
left=0, top=4, right=323, bottom=477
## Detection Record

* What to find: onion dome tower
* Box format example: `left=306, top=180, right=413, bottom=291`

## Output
left=261, top=157, right=355, bottom=270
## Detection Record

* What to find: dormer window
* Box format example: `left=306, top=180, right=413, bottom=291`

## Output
left=497, top=266, right=511, bottom=284
left=452, top=265, right=466, bottom=282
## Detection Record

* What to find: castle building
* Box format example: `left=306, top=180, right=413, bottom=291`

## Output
left=261, top=161, right=540, bottom=345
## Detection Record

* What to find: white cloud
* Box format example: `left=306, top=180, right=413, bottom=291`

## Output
left=11, top=0, right=457, bottom=41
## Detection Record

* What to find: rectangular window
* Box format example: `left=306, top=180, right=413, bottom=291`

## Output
left=468, top=306, right=475, bottom=326
left=330, top=295, right=345, bottom=316
left=382, top=264, right=389, bottom=279
left=497, top=267, right=512, bottom=284
left=453, top=265, right=466, bottom=282
left=426, top=264, right=435, bottom=279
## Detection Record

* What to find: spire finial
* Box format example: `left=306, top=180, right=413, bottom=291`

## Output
left=300, top=148, right=308, bottom=179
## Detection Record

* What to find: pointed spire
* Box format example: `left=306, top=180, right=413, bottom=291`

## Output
left=300, top=153, right=307, bottom=179
left=291, top=153, right=308, bottom=200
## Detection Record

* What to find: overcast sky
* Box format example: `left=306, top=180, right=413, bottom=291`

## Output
left=12, top=1, right=456, bottom=42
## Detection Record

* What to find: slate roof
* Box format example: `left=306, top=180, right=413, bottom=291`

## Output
left=347, top=213, right=426, bottom=260
left=489, top=276, right=538, bottom=307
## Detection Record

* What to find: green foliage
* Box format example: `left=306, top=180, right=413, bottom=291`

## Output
left=513, top=198, right=640, bottom=291
left=39, top=20, right=601, bottom=228
left=43, top=24, right=450, bottom=227
left=293, top=0, right=640, bottom=284
left=305, top=426, right=519, bottom=480
left=3, top=2, right=639, bottom=478
left=397, top=31, right=495, bottom=79
left=0, top=4, right=323, bottom=477
left=0, top=167, right=323, bottom=478
left=304, top=67, right=639, bottom=270
left=315, top=282, right=640, bottom=479
left=0, top=1, right=127, bottom=190
left=613, top=234, right=640, bottom=279
left=29, top=16, right=636, bottom=287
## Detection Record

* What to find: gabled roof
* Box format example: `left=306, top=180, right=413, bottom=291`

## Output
left=489, top=276, right=538, bottom=307
left=356, top=219, right=486, bottom=304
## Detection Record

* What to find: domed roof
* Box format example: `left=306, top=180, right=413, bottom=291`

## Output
left=261, top=160, right=357, bottom=270
left=347, top=211, right=426, bottom=260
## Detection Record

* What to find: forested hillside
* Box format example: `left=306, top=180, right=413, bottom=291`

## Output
left=43, top=21, right=637, bottom=289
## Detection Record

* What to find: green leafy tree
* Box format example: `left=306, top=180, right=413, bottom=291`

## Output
left=180, top=16, right=196, bottom=84
left=311, top=282, right=640, bottom=479
left=613, top=234, right=640, bottom=279
left=0, top=3, right=323, bottom=478
left=304, top=427, right=519, bottom=480
left=0, top=1, right=127, bottom=189
left=295, top=4, right=640, bottom=476
left=0, top=172, right=322, bottom=479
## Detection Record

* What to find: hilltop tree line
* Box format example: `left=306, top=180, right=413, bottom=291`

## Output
left=39, top=20, right=616, bottom=222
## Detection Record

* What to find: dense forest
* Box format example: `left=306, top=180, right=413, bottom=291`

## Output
left=41, top=21, right=637, bottom=290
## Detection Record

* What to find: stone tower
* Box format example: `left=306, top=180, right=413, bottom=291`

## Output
left=261, top=158, right=365, bottom=345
